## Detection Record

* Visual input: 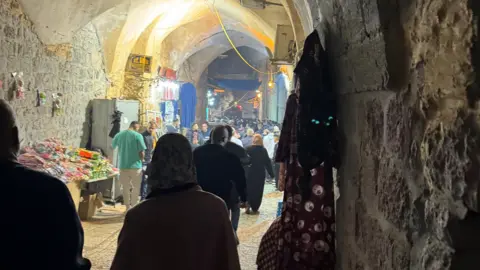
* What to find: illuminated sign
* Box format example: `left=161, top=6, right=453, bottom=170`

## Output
left=127, top=54, right=152, bottom=73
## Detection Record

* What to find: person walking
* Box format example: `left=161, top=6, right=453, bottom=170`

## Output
left=165, top=118, right=180, bottom=133
left=193, top=126, right=247, bottom=211
left=273, top=136, right=281, bottom=190
left=112, top=121, right=146, bottom=210
left=0, top=99, right=91, bottom=270
left=140, top=122, right=156, bottom=200
left=111, top=134, right=241, bottom=270
left=241, top=128, right=255, bottom=147
left=200, top=121, right=211, bottom=141
left=231, top=127, right=243, bottom=147
left=224, top=125, right=250, bottom=235
left=245, top=134, right=274, bottom=214
left=186, top=123, right=204, bottom=148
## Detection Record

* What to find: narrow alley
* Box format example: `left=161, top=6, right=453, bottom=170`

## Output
left=3, top=0, right=480, bottom=269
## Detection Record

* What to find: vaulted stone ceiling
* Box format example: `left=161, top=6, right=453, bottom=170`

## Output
left=17, top=0, right=310, bottom=87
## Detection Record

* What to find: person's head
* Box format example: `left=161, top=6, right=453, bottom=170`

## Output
left=173, top=119, right=180, bottom=127
left=0, top=99, right=20, bottom=161
left=273, top=126, right=280, bottom=134
left=201, top=122, right=209, bottom=132
left=233, top=128, right=240, bottom=139
left=257, top=122, right=263, bottom=129
left=225, top=125, right=234, bottom=141
left=147, top=134, right=196, bottom=190
left=191, top=123, right=199, bottom=131
left=252, top=134, right=264, bottom=146
left=274, top=136, right=280, bottom=143
left=211, top=125, right=228, bottom=146
left=148, top=122, right=156, bottom=134
left=246, top=128, right=254, bottom=137
left=263, top=129, right=270, bottom=136
left=129, top=121, right=140, bottom=131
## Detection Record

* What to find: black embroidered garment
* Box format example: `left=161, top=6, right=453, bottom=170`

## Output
left=109, top=110, right=123, bottom=138
left=294, top=30, right=337, bottom=197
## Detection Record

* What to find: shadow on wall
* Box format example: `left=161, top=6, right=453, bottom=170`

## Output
left=448, top=1, right=480, bottom=269
left=80, top=100, right=93, bottom=149
left=377, top=0, right=414, bottom=91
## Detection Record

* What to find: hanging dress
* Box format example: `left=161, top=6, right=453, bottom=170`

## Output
left=179, top=83, right=197, bottom=129
left=274, top=30, right=337, bottom=270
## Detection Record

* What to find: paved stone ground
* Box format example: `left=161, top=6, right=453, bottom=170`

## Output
left=82, top=183, right=282, bottom=270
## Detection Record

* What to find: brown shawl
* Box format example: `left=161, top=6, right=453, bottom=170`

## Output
left=110, top=186, right=241, bottom=270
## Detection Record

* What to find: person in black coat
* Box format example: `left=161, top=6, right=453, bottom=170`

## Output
left=0, top=99, right=91, bottom=270
left=245, top=134, right=274, bottom=214
left=224, top=125, right=250, bottom=233
left=140, top=123, right=156, bottom=200
left=193, top=125, right=247, bottom=210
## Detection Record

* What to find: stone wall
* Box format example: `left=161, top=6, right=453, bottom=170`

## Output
left=0, top=0, right=107, bottom=147
left=304, top=0, right=480, bottom=269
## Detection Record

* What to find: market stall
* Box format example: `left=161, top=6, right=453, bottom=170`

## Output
left=18, top=138, right=119, bottom=218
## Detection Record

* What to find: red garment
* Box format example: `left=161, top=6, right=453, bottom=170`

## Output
left=277, top=165, right=335, bottom=269
left=275, top=91, right=336, bottom=270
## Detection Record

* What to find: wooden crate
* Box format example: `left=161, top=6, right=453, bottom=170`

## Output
left=66, top=181, right=82, bottom=211
left=79, top=194, right=98, bottom=221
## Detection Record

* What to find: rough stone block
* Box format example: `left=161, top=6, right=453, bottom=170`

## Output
left=336, top=38, right=388, bottom=95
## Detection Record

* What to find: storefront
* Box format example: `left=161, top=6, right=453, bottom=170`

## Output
left=150, top=70, right=181, bottom=126
left=149, top=68, right=197, bottom=130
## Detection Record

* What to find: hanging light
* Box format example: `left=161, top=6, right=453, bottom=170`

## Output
left=257, top=93, right=262, bottom=98
left=268, top=69, right=275, bottom=88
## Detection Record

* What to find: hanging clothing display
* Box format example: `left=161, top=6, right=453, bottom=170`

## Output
left=276, top=73, right=289, bottom=123
left=268, top=73, right=290, bottom=123
left=274, top=29, right=337, bottom=270
left=160, top=101, right=179, bottom=124
left=179, top=83, right=197, bottom=129
left=150, top=80, right=180, bottom=103
left=109, top=110, right=123, bottom=138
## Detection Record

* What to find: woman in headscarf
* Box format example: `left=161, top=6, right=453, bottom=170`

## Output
left=245, top=134, right=274, bottom=214
left=111, top=134, right=241, bottom=270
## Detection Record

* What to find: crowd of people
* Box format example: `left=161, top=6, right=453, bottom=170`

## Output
left=2, top=94, right=334, bottom=269
left=0, top=91, right=280, bottom=270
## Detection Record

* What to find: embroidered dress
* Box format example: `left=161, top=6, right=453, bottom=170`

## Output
left=274, top=30, right=336, bottom=270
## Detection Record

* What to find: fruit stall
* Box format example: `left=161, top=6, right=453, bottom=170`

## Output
left=18, top=138, right=119, bottom=220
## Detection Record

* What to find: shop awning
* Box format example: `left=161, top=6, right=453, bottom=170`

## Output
left=208, top=77, right=262, bottom=91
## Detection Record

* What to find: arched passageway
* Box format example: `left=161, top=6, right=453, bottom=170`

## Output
left=2, top=0, right=480, bottom=269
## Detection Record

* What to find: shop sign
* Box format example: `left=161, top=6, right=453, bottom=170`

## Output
left=127, top=54, right=152, bottom=73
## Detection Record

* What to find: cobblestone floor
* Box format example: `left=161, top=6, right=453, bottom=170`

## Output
left=82, top=183, right=282, bottom=270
